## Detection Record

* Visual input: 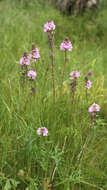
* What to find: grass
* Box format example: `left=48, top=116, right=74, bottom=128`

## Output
left=0, top=0, right=107, bottom=189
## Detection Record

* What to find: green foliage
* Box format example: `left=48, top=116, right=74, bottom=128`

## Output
left=0, top=0, right=107, bottom=189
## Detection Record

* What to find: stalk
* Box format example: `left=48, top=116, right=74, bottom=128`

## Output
left=47, top=31, right=55, bottom=104
left=70, top=78, right=77, bottom=104
left=62, top=49, right=67, bottom=84
left=85, top=75, right=88, bottom=100
left=77, top=111, right=96, bottom=162
left=51, top=136, right=67, bottom=184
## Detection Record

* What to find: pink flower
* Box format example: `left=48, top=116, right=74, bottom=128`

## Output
left=70, top=71, right=80, bottom=80
left=88, top=103, right=100, bottom=113
left=32, top=48, right=40, bottom=59
left=28, top=70, right=37, bottom=80
left=20, top=57, right=30, bottom=66
left=86, top=80, right=92, bottom=89
left=20, top=52, right=30, bottom=66
left=44, top=21, right=55, bottom=32
left=30, top=44, right=40, bottom=63
left=37, top=127, right=48, bottom=136
left=88, top=71, right=93, bottom=75
left=60, top=38, right=72, bottom=51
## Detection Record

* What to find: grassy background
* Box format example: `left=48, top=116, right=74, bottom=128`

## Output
left=0, top=0, right=107, bottom=189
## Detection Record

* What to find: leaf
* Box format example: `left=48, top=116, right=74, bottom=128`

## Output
left=4, top=180, right=12, bottom=190
left=10, top=179, right=20, bottom=187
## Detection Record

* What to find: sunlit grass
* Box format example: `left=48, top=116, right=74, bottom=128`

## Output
left=0, top=0, right=107, bottom=189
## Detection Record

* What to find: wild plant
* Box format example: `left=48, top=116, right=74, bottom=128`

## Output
left=15, top=20, right=104, bottom=190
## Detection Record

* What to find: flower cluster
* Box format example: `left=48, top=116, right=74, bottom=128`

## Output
left=44, top=21, right=55, bottom=32
left=88, top=71, right=93, bottom=75
left=88, top=103, right=100, bottom=127
left=20, top=52, right=30, bottom=66
left=86, top=79, right=92, bottom=89
left=20, top=44, right=40, bottom=67
left=70, top=71, right=80, bottom=80
left=37, top=127, right=48, bottom=136
left=28, top=70, right=37, bottom=80
left=69, top=71, right=80, bottom=104
left=60, top=37, right=72, bottom=51
left=88, top=103, right=100, bottom=113
left=85, top=71, right=93, bottom=90
left=19, top=45, right=39, bottom=91
left=29, top=44, right=40, bottom=63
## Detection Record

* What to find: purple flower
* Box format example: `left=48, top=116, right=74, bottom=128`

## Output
left=32, top=48, right=40, bottom=59
left=30, top=48, right=40, bottom=59
left=60, top=37, right=72, bottom=51
left=88, top=103, right=100, bottom=113
left=44, top=21, right=55, bottom=32
left=37, top=127, right=48, bottom=136
left=28, top=70, right=37, bottom=80
left=20, top=52, right=30, bottom=66
left=86, top=80, right=92, bottom=89
left=30, top=44, right=40, bottom=63
left=88, top=71, right=93, bottom=75
left=70, top=71, right=80, bottom=80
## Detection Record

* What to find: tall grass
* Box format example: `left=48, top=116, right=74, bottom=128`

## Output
left=0, top=0, right=107, bottom=189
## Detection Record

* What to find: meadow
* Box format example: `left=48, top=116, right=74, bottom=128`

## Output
left=0, top=0, right=107, bottom=189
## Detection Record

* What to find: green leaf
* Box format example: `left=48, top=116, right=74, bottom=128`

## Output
left=4, top=180, right=12, bottom=190
left=10, top=179, right=20, bottom=187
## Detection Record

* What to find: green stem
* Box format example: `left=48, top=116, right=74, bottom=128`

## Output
left=49, top=32, right=55, bottom=104
left=62, top=50, right=67, bottom=84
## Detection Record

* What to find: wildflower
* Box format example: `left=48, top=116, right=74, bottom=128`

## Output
left=44, top=21, right=55, bottom=32
left=28, top=70, right=37, bottom=80
left=70, top=71, right=80, bottom=80
left=60, top=37, right=72, bottom=51
left=88, top=71, right=93, bottom=75
left=86, top=79, right=92, bottom=89
left=88, top=103, right=100, bottom=113
left=30, top=44, right=40, bottom=63
left=37, top=127, right=48, bottom=136
left=32, top=48, right=40, bottom=59
left=20, top=52, right=30, bottom=66
left=89, top=103, right=100, bottom=128
left=69, top=71, right=80, bottom=104
left=44, top=21, right=56, bottom=103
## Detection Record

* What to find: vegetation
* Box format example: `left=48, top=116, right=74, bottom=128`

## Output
left=0, top=0, right=107, bottom=189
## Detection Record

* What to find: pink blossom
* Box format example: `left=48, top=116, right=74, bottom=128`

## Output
left=30, top=45, right=40, bottom=63
left=60, top=38, right=72, bottom=51
left=20, top=57, right=30, bottom=66
left=88, top=103, right=100, bottom=113
left=20, top=52, right=30, bottom=66
left=33, top=48, right=40, bottom=59
left=44, top=21, right=55, bottom=32
left=88, top=71, right=93, bottom=75
left=37, top=127, right=48, bottom=136
left=86, top=80, right=92, bottom=89
left=28, top=70, right=37, bottom=80
left=32, top=48, right=40, bottom=59
left=70, top=71, right=80, bottom=80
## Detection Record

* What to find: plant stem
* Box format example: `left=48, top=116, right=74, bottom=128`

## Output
left=62, top=50, right=67, bottom=84
left=77, top=114, right=95, bottom=162
left=86, top=87, right=88, bottom=100
left=71, top=79, right=77, bottom=104
left=51, top=136, right=67, bottom=183
left=48, top=32, right=55, bottom=104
